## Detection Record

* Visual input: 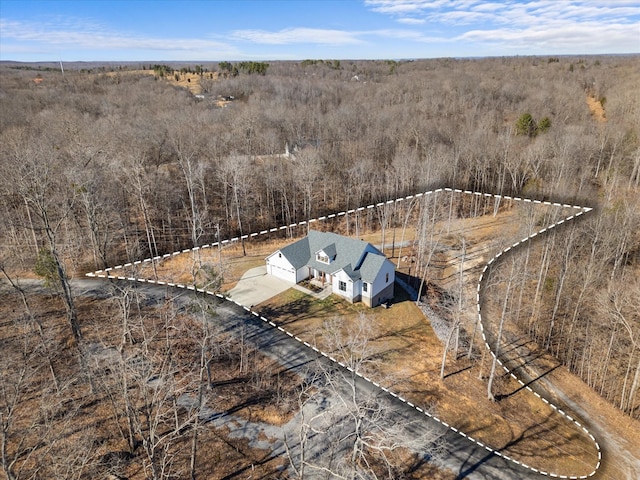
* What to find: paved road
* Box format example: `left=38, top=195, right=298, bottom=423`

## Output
left=72, top=278, right=545, bottom=479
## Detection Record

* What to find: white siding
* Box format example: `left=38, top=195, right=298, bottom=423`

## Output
left=266, top=251, right=297, bottom=283
left=370, top=260, right=395, bottom=297
left=361, top=280, right=371, bottom=300
left=295, top=266, right=309, bottom=283
left=332, top=270, right=355, bottom=301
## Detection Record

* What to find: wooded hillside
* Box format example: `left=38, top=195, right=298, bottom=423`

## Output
left=1, top=55, right=639, bottom=425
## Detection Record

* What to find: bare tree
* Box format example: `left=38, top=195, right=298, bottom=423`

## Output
left=0, top=317, right=39, bottom=480
left=415, top=193, right=446, bottom=304
left=0, top=263, right=59, bottom=391
left=167, top=116, right=210, bottom=248
left=0, top=135, right=83, bottom=346
left=598, top=278, right=640, bottom=414
left=286, top=314, right=444, bottom=479
left=218, top=154, right=251, bottom=255
left=486, top=256, right=519, bottom=402
left=441, top=237, right=465, bottom=379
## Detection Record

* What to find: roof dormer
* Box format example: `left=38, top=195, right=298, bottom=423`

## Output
left=315, top=243, right=336, bottom=264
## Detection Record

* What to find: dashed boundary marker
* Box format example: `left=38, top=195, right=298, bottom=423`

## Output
left=87, top=188, right=599, bottom=479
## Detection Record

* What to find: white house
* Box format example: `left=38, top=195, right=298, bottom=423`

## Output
left=265, top=230, right=395, bottom=307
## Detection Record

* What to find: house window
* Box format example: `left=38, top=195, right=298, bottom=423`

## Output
left=339, top=281, right=347, bottom=292
left=386, top=273, right=389, bottom=283
left=317, top=254, right=329, bottom=264
left=278, top=253, right=282, bottom=258
left=363, top=282, right=368, bottom=293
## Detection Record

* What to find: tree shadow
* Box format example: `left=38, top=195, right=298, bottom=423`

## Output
left=455, top=406, right=590, bottom=479
left=495, top=364, right=560, bottom=400
left=219, top=452, right=284, bottom=480
left=443, top=363, right=473, bottom=379
left=456, top=447, right=501, bottom=479
left=259, top=295, right=315, bottom=325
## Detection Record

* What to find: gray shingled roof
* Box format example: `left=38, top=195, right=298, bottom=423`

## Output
left=278, top=230, right=388, bottom=281
left=278, top=236, right=311, bottom=269
left=358, top=253, right=388, bottom=283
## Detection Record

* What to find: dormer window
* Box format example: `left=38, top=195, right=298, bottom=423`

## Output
left=317, top=254, right=330, bottom=264
left=315, top=244, right=336, bottom=265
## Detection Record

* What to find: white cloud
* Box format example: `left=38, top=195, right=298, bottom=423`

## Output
left=365, top=0, right=640, bottom=53
left=231, top=27, right=365, bottom=46
left=436, top=10, right=496, bottom=25
left=397, top=17, right=426, bottom=25
left=365, top=0, right=640, bottom=26
left=364, top=0, right=446, bottom=15
left=0, top=18, right=232, bottom=52
left=459, top=22, right=640, bottom=53
left=370, top=28, right=444, bottom=42
left=470, top=3, right=506, bottom=13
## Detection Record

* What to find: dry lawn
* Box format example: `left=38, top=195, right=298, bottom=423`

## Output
left=259, top=286, right=599, bottom=477
left=253, top=204, right=606, bottom=477
left=128, top=236, right=292, bottom=290
left=105, top=69, right=220, bottom=95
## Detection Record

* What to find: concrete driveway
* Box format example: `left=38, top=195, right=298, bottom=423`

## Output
left=226, top=265, right=293, bottom=307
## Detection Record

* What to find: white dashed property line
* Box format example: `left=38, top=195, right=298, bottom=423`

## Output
left=86, top=188, right=599, bottom=479
left=473, top=196, right=599, bottom=478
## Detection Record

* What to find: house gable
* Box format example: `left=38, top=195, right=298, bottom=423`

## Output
left=277, top=236, right=311, bottom=269
left=305, top=230, right=380, bottom=275
left=265, top=249, right=298, bottom=283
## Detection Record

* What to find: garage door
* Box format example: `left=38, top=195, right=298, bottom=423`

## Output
left=267, top=262, right=296, bottom=283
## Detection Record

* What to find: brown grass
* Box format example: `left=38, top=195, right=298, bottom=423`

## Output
left=252, top=205, right=604, bottom=477
left=129, top=236, right=298, bottom=291
left=105, top=69, right=214, bottom=94
left=259, top=285, right=598, bottom=477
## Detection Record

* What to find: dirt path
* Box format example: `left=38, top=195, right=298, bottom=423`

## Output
left=537, top=367, right=640, bottom=480
left=88, top=190, right=636, bottom=478
left=485, top=324, right=640, bottom=480
left=586, top=95, right=607, bottom=122
left=71, top=279, right=523, bottom=479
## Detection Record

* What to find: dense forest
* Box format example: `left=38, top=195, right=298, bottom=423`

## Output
left=0, top=55, right=639, bottom=477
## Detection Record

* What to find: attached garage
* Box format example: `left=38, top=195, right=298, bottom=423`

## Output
left=265, top=251, right=298, bottom=283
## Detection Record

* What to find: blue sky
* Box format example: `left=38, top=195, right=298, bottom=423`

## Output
left=1, top=1, right=638, bottom=61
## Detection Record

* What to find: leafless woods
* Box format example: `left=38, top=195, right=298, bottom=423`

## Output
left=0, top=55, right=639, bottom=479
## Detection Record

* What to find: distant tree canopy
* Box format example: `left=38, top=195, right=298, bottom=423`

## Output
left=516, top=113, right=551, bottom=137
left=300, top=59, right=342, bottom=70
left=0, top=56, right=638, bottom=424
left=237, top=61, right=269, bottom=75
left=218, top=61, right=269, bottom=76
left=152, top=64, right=174, bottom=77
